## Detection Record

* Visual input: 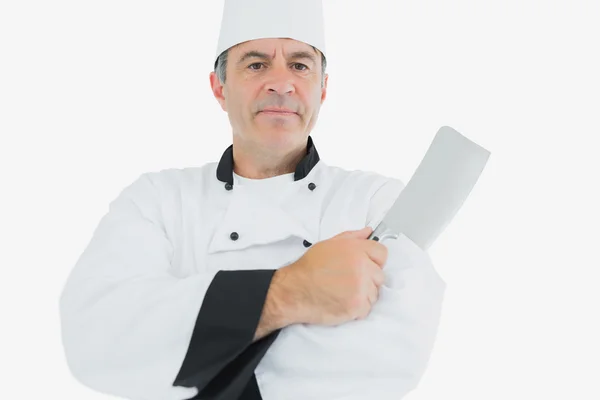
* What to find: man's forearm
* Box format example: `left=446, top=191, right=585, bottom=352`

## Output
left=253, top=266, right=302, bottom=342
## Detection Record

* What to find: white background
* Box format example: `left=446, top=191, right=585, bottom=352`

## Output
left=1, top=0, right=599, bottom=398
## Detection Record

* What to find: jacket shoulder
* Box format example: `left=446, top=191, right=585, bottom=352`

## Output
left=322, top=163, right=404, bottom=196
left=320, top=163, right=405, bottom=227
left=111, top=163, right=217, bottom=221
left=142, top=162, right=218, bottom=191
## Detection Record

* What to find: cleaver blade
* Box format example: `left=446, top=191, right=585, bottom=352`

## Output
left=368, top=125, right=491, bottom=250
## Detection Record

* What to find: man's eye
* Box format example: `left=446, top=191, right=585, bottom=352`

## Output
left=248, top=63, right=264, bottom=70
left=293, top=63, right=308, bottom=71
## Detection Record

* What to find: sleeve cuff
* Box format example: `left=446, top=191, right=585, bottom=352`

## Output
left=173, top=269, right=277, bottom=392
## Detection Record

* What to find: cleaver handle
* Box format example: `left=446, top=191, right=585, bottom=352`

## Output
left=368, top=221, right=399, bottom=242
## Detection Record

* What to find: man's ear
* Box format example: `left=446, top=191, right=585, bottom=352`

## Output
left=321, top=73, right=328, bottom=104
left=209, top=71, right=227, bottom=112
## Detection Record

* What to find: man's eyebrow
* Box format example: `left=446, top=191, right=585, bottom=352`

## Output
left=288, top=51, right=318, bottom=64
left=236, top=50, right=318, bottom=66
left=236, top=51, right=270, bottom=66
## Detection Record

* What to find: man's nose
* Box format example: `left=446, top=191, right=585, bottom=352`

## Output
left=264, top=66, right=295, bottom=95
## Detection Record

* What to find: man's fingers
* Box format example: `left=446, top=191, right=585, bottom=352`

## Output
left=356, top=284, right=380, bottom=321
left=332, top=226, right=373, bottom=240
left=367, top=282, right=379, bottom=308
left=364, top=240, right=388, bottom=268
left=369, top=263, right=386, bottom=287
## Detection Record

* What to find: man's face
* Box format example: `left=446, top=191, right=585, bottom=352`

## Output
left=210, top=38, right=328, bottom=151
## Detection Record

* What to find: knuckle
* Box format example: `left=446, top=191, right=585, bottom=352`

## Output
left=378, top=244, right=388, bottom=260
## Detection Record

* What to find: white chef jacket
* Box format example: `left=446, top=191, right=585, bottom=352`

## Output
left=59, top=136, right=446, bottom=400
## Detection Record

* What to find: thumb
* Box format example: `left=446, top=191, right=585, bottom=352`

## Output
left=333, top=226, right=373, bottom=240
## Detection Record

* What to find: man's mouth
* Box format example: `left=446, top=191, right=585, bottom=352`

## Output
left=260, top=108, right=297, bottom=115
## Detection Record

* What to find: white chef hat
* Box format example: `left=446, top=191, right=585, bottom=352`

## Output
left=214, top=0, right=326, bottom=68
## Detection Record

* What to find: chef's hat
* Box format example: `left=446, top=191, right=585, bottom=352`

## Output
left=214, top=0, right=326, bottom=67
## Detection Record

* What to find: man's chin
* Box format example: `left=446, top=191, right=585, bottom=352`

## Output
left=255, top=118, right=302, bottom=134
left=254, top=130, right=305, bottom=148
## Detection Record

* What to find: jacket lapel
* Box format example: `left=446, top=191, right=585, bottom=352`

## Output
left=207, top=136, right=325, bottom=254
left=207, top=167, right=326, bottom=254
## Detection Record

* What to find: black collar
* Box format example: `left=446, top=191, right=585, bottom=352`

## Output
left=216, top=136, right=320, bottom=186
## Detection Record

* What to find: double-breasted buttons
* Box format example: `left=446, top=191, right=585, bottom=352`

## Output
left=230, top=232, right=239, bottom=241
left=303, top=239, right=312, bottom=248
left=224, top=183, right=233, bottom=191
left=308, top=182, right=316, bottom=191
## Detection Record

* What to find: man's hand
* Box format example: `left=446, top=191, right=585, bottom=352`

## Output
left=282, top=226, right=388, bottom=326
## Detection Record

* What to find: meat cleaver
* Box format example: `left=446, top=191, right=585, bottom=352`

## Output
left=368, top=125, right=491, bottom=250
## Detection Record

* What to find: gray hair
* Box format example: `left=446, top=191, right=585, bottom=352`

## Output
left=214, top=46, right=327, bottom=87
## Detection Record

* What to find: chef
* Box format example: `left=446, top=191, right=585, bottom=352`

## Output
left=58, top=0, right=447, bottom=399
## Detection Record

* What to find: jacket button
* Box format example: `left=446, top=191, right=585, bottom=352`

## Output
left=303, top=239, right=312, bottom=247
left=225, top=183, right=233, bottom=191
left=230, top=232, right=239, bottom=241
left=308, top=182, right=316, bottom=191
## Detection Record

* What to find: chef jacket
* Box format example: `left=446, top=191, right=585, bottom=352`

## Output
left=59, top=136, right=446, bottom=400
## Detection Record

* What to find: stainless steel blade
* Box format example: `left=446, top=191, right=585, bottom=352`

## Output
left=368, top=126, right=491, bottom=250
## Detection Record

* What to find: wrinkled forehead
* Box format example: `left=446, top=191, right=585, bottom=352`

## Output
left=230, top=38, right=320, bottom=58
